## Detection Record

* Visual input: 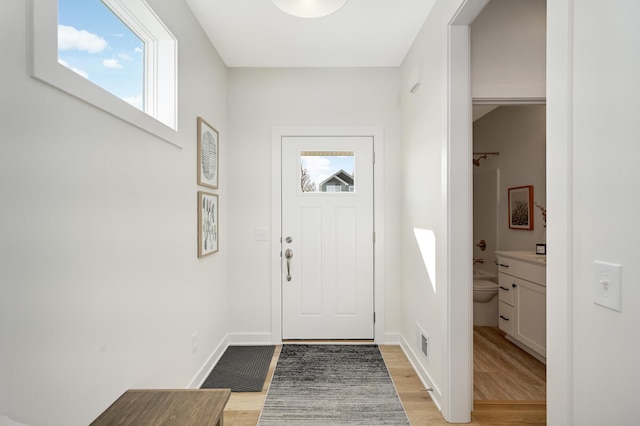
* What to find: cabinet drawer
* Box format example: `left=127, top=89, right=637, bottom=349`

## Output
left=496, top=257, right=514, bottom=275
left=498, top=301, right=514, bottom=335
left=514, top=261, right=546, bottom=286
left=498, top=273, right=515, bottom=305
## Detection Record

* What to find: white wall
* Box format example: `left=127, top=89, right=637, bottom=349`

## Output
left=225, top=68, right=402, bottom=340
left=399, top=0, right=470, bottom=416
left=548, top=0, right=640, bottom=424
left=471, top=0, right=546, bottom=100
left=473, top=105, right=547, bottom=257
left=558, top=1, right=640, bottom=424
left=0, top=1, right=229, bottom=425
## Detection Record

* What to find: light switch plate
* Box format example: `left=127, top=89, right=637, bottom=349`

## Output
left=594, top=261, right=622, bottom=312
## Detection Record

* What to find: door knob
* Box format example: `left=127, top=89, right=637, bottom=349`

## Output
left=285, top=249, right=293, bottom=281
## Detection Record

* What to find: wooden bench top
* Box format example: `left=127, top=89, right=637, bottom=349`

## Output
left=90, top=389, right=231, bottom=426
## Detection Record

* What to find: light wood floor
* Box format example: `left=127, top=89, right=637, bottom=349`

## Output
left=223, top=338, right=546, bottom=425
left=474, top=326, right=546, bottom=401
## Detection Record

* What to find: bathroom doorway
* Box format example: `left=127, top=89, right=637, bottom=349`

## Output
left=469, top=0, right=547, bottom=405
left=471, top=104, right=547, bottom=402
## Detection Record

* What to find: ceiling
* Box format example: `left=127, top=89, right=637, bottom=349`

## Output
left=184, top=0, right=437, bottom=68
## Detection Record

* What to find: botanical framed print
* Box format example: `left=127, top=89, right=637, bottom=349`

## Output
left=508, top=185, right=534, bottom=230
left=198, top=191, right=218, bottom=257
left=197, top=117, right=219, bottom=189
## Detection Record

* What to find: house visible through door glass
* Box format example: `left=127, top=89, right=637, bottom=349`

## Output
left=300, top=152, right=355, bottom=193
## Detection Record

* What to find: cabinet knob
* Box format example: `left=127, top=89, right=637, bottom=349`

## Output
left=512, top=283, right=517, bottom=288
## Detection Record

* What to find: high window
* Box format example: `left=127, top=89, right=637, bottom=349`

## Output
left=58, top=0, right=145, bottom=110
left=30, top=0, right=178, bottom=144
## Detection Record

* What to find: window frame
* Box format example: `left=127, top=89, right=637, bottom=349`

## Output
left=30, top=0, right=179, bottom=146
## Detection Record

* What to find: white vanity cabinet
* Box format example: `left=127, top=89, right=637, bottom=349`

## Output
left=496, top=251, right=546, bottom=363
left=497, top=262, right=516, bottom=336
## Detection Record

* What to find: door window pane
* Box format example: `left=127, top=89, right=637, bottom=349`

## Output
left=300, top=152, right=355, bottom=193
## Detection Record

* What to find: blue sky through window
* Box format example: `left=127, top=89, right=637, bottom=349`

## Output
left=58, top=0, right=144, bottom=110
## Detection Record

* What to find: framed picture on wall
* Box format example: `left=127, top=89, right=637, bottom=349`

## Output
left=508, top=185, right=534, bottom=230
left=197, top=117, right=219, bottom=189
left=198, top=191, right=218, bottom=257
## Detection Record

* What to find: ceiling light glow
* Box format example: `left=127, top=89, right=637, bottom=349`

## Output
left=272, top=0, right=348, bottom=18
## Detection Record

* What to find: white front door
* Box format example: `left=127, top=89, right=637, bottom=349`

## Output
left=281, top=136, right=374, bottom=339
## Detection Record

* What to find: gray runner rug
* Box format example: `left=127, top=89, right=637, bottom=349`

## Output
left=258, top=344, right=410, bottom=425
left=201, top=345, right=275, bottom=392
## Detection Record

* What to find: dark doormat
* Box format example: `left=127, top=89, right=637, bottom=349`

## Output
left=201, top=345, right=275, bottom=392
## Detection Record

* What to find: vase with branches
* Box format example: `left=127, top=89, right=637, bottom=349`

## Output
left=534, top=202, right=547, bottom=227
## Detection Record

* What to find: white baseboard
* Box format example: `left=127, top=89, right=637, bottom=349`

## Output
left=399, top=334, right=443, bottom=411
left=228, top=332, right=274, bottom=345
left=382, top=332, right=402, bottom=344
left=186, top=335, right=229, bottom=389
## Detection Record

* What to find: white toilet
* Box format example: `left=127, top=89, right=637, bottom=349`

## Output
left=473, top=279, right=498, bottom=326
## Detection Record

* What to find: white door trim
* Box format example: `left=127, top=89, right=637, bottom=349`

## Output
left=546, top=0, right=574, bottom=423
left=447, top=0, right=490, bottom=422
left=271, top=126, right=385, bottom=344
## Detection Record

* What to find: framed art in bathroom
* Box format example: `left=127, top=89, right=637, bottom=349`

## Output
left=198, top=191, right=218, bottom=257
left=197, top=117, right=219, bottom=189
left=508, top=185, right=534, bottom=230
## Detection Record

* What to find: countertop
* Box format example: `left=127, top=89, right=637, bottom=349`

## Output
left=495, top=250, right=546, bottom=265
